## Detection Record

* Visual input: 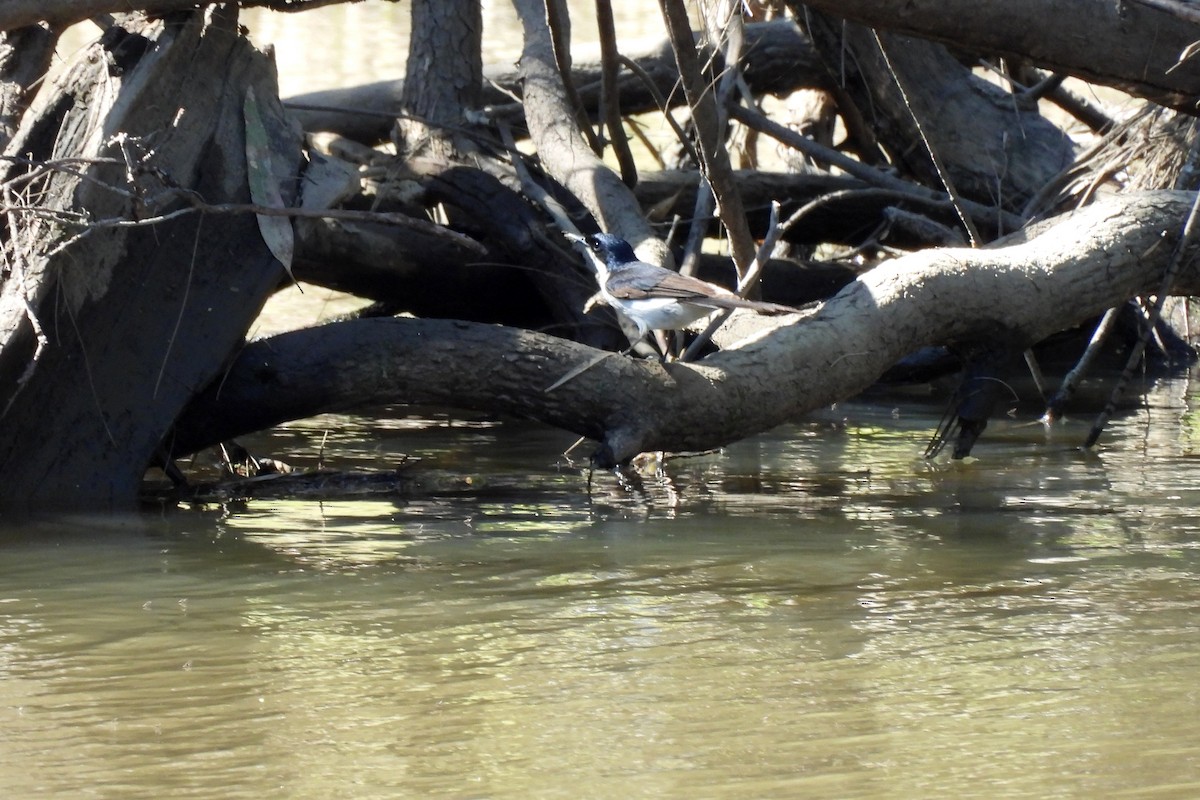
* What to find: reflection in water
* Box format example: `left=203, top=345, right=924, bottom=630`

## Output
left=2, top=381, right=1200, bottom=797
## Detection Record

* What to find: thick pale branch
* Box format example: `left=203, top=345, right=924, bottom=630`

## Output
left=511, top=0, right=663, bottom=259
left=172, top=191, right=1200, bottom=464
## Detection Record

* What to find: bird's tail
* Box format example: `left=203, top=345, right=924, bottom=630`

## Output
left=708, top=296, right=797, bottom=315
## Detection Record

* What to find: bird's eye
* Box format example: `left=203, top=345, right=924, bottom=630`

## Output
left=588, top=240, right=602, bottom=252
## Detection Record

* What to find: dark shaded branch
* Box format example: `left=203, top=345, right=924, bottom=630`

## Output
left=0, top=24, right=57, bottom=149
left=729, top=104, right=1026, bottom=234
left=0, top=0, right=355, bottom=32
left=286, top=18, right=823, bottom=144
left=791, top=0, right=1200, bottom=114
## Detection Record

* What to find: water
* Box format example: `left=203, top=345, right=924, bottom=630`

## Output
left=27, top=5, right=1200, bottom=797
left=3, top=378, right=1200, bottom=798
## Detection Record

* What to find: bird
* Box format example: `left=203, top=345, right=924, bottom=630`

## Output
left=567, top=232, right=795, bottom=340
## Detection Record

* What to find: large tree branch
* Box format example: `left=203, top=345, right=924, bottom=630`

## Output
left=790, top=0, right=1200, bottom=114
left=0, top=8, right=299, bottom=508
left=171, top=190, right=1200, bottom=465
left=511, top=0, right=664, bottom=261
left=800, top=13, right=1076, bottom=218
left=287, top=18, right=822, bottom=144
left=0, top=0, right=357, bottom=32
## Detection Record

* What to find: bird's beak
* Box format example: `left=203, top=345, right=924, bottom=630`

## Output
left=564, top=231, right=586, bottom=245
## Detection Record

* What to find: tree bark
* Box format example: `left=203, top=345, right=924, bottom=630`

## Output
left=170, top=190, right=1200, bottom=466
left=8, top=1, right=1198, bottom=113
left=395, top=0, right=482, bottom=159
left=801, top=12, right=1076, bottom=218
left=287, top=18, right=822, bottom=144
left=0, top=24, right=56, bottom=149
left=511, top=0, right=667, bottom=263
left=789, top=0, right=1200, bottom=114
left=0, top=8, right=301, bottom=509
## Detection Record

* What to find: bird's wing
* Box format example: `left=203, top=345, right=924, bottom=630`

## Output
left=607, top=268, right=795, bottom=315
left=606, top=267, right=732, bottom=301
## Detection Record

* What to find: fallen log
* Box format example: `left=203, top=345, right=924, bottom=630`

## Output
left=169, top=191, right=1200, bottom=466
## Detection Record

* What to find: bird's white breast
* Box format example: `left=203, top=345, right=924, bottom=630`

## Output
left=609, top=296, right=712, bottom=334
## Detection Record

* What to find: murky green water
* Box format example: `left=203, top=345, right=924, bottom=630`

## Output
left=3, top=378, right=1200, bottom=798
left=28, top=5, right=1200, bottom=797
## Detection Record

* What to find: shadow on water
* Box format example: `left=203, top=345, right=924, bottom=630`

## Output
left=3, top=377, right=1200, bottom=797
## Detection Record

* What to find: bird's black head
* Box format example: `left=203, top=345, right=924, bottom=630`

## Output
left=584, top=233, right=639, bottom=269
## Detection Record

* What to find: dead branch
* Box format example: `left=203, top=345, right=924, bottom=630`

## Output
left=170, top=191, right=1200, bottom=465
left=511, top=0, right=666, bottom=262
left=787, top=0, right=1200, bottom=114
left=0, top=0, right=355, bottom=32
left=659, top=0, right=756, bottom=276
left=286, top=18, right=823, bottom=144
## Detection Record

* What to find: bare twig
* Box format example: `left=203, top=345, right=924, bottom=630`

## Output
left=595, top=0, right=638, bottom=186
left=0, top=186, right=47, bottom=419
left=730, top=103, right=1024, bottom=232
left=1085, top=190, right=1200, bottom=448
left=680, top=201, right=788, bottom=362
left=658, top=0, right=756, bottom=279
left=154, top=215, right=201, bottom=399
left=496, top=120, right=576, bottom=234
left=11, top=194, right=488, bottom=258
left=616, top=54, right=698, bottom=165
left=677, top=0, right=745, bottom=283
left=873, top=30, right=981, bottom=246
left=1042, top=306, right=1120, bottom=423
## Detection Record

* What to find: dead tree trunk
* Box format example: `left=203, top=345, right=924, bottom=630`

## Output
left=395, top=0, right=483, bottom=159
left=0, top=8, right=301, bottom=509
left=789, top=0, right=1200, bottom=113
left=0, top=24, right=55, bottom=148
left=801, top=11, right=1076, bottom=220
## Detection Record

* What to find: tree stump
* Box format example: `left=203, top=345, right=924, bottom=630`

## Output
left=0, top=8, right=301, bottom=509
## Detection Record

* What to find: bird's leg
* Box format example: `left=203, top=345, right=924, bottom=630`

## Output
left=654, top=330, right=672, bottom=361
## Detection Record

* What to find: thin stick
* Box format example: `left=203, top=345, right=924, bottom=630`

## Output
left=154, top=213, right=201, bottom=398
left=1042, top=306, right=1120, bottom=423
left=872, top=30, right=981, bottom=246
left=658, top=0, right=756, bottom=279
left=1085, top=190, right=1200, bottom=447
left=17, top=194, right=487, bottom=257
left=595, top=0, right=638, bottom=186
left=616, top=55, right=699, bottom=167
left=728, top=104, right=1024, bottom=233
left=680, top=201, right=785, bottom=362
